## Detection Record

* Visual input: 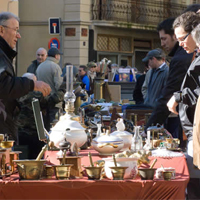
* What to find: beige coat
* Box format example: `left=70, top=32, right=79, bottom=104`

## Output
left=193, top=96, right=200, bottom=169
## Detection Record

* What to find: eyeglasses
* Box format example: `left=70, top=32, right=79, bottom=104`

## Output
left=2, top=25, right=20, bottom=34
left=177, top=32, right=190, bottom=42
left=78, top=70, right=83, bottom=72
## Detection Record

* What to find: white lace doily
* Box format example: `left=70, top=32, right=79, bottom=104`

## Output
left=151, top=148, right=183, bottom=158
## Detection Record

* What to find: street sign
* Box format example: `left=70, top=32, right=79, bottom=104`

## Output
left=49, top=17, right=60, bottom=35
left=48, top=38, right=60, bottom=49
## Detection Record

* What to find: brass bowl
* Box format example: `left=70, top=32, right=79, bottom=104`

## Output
left=1, top=140, right=14, bottom=148
left=109, top=166, right=128, bottom=180
left=53, top=164, right=73, bottom=180
left=13, top=159, right=46, bottom=180
left=162, top=171, right=173, bottom=181
left=138, top=168, right=156, bottom=180
left=43, top=165, right=54, bottom=179
left=84, top=166, right=103, bottom=180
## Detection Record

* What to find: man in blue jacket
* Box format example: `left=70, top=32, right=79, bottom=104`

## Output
left=78, top=65, right=90, bottom=94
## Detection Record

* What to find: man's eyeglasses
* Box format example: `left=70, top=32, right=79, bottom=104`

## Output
left=177, top=32, right=190, bottom=42
left=2, top=25, right=20, bottom=34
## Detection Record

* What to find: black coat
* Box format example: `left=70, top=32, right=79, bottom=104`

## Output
left=0, top=36, right=34, bottom=141
left=27, top=59, right=39, bottom=75
left=133, top=74, right=145, bottom=104
left=178, top=54, right=200, bottom=140
left=145, top=42, right=193, bottom=130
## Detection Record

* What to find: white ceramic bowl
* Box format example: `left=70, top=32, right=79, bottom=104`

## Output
left=111, top=131, right=133, bottom=151
left=92, top=135, right=124, bottom=155
left=103, top=157, right=138, bottom=179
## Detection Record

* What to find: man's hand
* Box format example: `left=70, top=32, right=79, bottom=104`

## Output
left=167, top=95, right=178, bottom=115
left=34, top=81, right=51, bottom=97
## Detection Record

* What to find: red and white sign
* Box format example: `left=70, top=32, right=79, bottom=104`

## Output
left=48, top=38, right=60, bottom=49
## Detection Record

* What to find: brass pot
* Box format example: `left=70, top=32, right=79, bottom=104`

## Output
left=109, top=166, right=128, bottom=180
left=162, top=171, right=173, bottom=181
left=13, top=159, right=46, bottom=180
left=43, top=165, right=54, bottom=179
left=138, top=168, right=156, bottom=180
left=1, top=140, right=14, bottom=148
left=53, top=164, right=73, bottom=180
left=84, top=166, right=103, bottom=180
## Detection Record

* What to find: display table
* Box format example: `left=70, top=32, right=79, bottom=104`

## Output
left=0, top=149, right=189, bottom=200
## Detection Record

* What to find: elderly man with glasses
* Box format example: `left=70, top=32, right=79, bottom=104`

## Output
left=0, top=12, right=51, bottom=142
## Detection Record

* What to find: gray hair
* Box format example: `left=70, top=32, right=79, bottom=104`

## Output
left=22, top=73, right=37, bottom=81
left=0, top=12, right=19, bottom=26
left=191, top=24, right=200, bottom=46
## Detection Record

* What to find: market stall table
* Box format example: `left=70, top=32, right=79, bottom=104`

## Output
left=0, top=149, right=189, bottom=200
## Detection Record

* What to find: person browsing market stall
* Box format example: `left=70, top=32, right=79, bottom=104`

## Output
left=78, top=65, right=90, bottom=94
left=27, top=47, right=47, bottom=75
left=144, top=17, right=193, bottom=143
left=0, top=12, right=51, bottom=142
left=142, top=48, right=169, bottom=108
left=166, top=12, right=200, bottom=199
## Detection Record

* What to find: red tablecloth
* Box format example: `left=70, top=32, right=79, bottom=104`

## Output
left=0, top=149, right=189, bottom=200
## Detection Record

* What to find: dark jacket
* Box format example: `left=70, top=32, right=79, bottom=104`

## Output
left=0, top=36, right=34, bottom=141
left=27, top=59, right=39, bottom=75
left=145, top=42, right=193, bottom=130
left=133, top=74, right=145, bottom=104
left=144, top=63, right=169, bottom=108
left=177, top=54, right=200, bottom=140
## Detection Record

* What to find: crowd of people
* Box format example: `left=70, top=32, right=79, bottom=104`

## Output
left=131, top=5, right=200, bottom=199
left=1, top=3, right=200, bottom=199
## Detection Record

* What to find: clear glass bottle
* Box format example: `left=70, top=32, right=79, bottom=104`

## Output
left=96, top=123, right=102, bottom=137
left=131, top=126, right=143, bottom=152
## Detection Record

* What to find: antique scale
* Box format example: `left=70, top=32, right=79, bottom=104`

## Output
left=0, top=134, right=21, bottom=177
